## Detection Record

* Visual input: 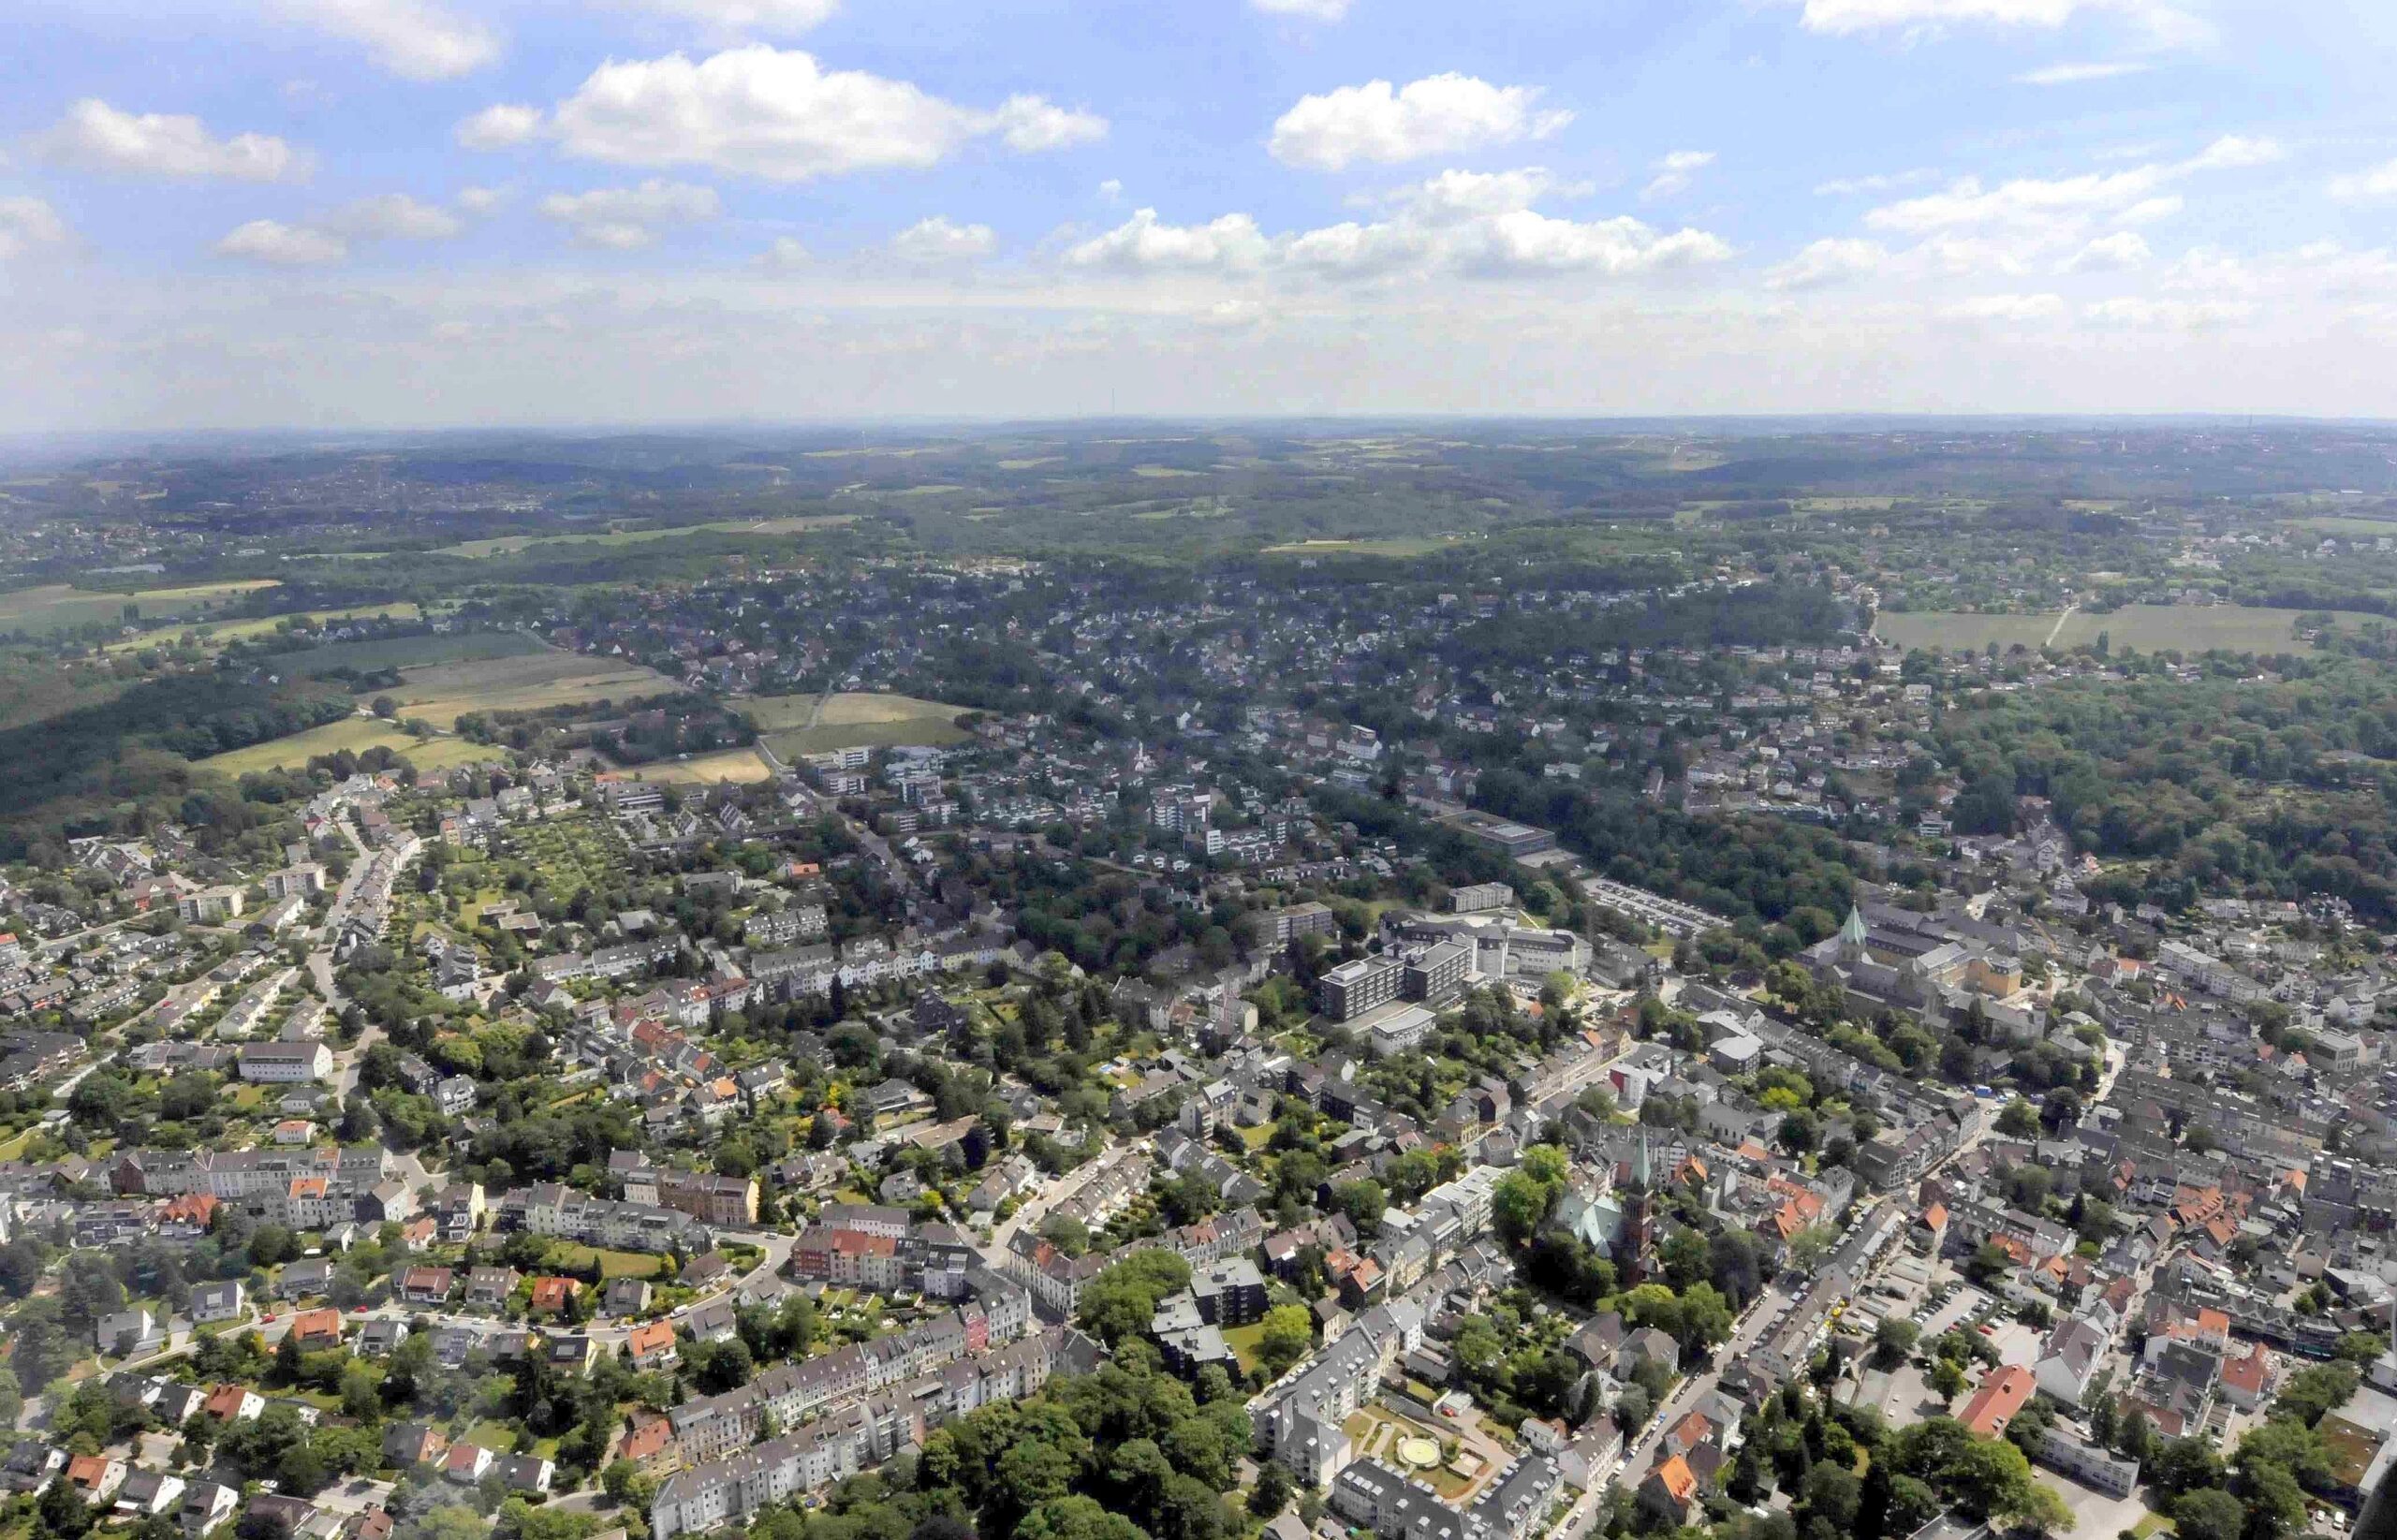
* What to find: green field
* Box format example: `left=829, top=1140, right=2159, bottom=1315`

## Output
left=389, top=651, right=679, bottom=728
left=199, top=718, right=499, bottom=776
left=107, top=602, right=423, bottom=655
left=544, top=1243, right=669, bottom=1279
left=1875, top=605, right=2387, bottom=654
left=605, top=748, right=775, bottom=785
left=270, top=630, right=545, bottom=674
left=0, top=579, right=281, bottom=635
left=744, top=691, right=972, bottom=755
left=434, top=514, right=855, bottom=558
left=1258, top=536, right=1456, bottom=558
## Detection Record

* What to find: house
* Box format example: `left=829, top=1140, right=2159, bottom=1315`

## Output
left=203, top=1384, right=263, bottom=1423
left=530, top=1276, right=582, bottom=1314
left=180, top=1479, right=240, bottom=1534
left=2035, top=1314, right=2111, bottom=1407
left=627, top=1320, right=680, bottom=1370
left=95, top=1308, right=167, bottom=1357
left=443, top=1444, right=495, bottom=1484
left=1960, top=1365, right=2037, bottom=1440
left=277, top=1258, right=336, bottom=1299
left=187, top=1281, right=244, bottom=1325
left=604, top=1278, right=654, bottom=1317
left=399, top=1266, right=456, bottom=1304
left=547, top=1334, right=601, bottom=1375
left=287, top=1308, right=344, bottom=1348
left=1638, top=1455, right=1701, bottom=1528
left=114, top=1467, right=184, bottom=1518
left=501, top=1455, right=555, bottom=1494
left=382, top=1422, right=448, bottom=1468
left=357, top=1319, right=410, bottom=1357
left=65, top=1454, right=126, bottom=1502
left=466, top=1267, right=522, bottom=1308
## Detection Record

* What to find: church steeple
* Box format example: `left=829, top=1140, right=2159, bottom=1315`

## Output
left=1840, top=904, right=1869, bottom=947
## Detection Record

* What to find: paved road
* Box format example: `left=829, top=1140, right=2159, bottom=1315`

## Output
left=981, top=1137, right=1138, bottom=1269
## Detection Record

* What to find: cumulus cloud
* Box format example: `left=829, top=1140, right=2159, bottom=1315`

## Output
left=892, top=215, right=997, bottom=263
left=0, top=198, right=68, bottom=261
left=1066, top=209, right=1272, bottom=272
left=1642, top=150, right=1715, bottom=201
left=1252, top=0, right=1352, bottom=19
left=214, top=219, right=347, bottom=266
left=550, top=47, right=1104, bottom=182
left=274, top=0, right=500, bottom=81
left=456, top=186, right=507, bottom=215
left=1268, top=74, right=1571, bottom=171
left=2329, top=159, right=2397, bottom=202
left=1066, top=174, right=1727, bottom=285
left=1815, top=169, right=1939, bottom=196
left=628, top=0, right=842, bottom=34
left=1765, top=237, right=1890, bottom=289
left=2014, top=60, right=2154, bottom=84
left=456, top=105, right=543, bottom=152
left=323, top=193, right=466, bottom=242
left=2083, top=296, right=2254, bottom=327
left=760, top=235, right=812, bottom=271
left=1941, top=292, right=2066, bottom=321
left=2185, top=135, right=2283, bottom=170
left=538, top=180, right=722, bottom=248
left=37, top=99, right=306, bottom=183
left=2063, top=230, right=2150, bottom=271
left=1794, top=0, right=2209, bottom=47
left=1863, top=139, right=2275, bottom=248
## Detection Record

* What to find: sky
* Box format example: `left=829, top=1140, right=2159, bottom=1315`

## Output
left=2, top=0, right=2396, bottom=431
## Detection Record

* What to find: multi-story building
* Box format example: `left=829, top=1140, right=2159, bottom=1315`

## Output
left=236, top=1043, right=331, bottom=1083
left=1319, top=956, right=1404, bottom=1022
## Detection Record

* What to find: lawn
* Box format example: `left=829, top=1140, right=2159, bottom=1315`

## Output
left=390, top=652, right=678, bottom=727
left=545, top=1243, right=670, bottom=1279
left=1221, top=1321, right=1269, bottom=1373
left=605, top=748, right=775, bottom=785
left=198, top=718, right=498, bottom=776
left=1257, top=537, right=1455, bottom=558
left=106, top=602, right=423, bottom=655
left=1874, top=604, right=2390, bottom=655
left=0, top=579, right=281, bottom=635
left=749, top=690, right=974, bottom=755
left=460, top=1420, right=519, bottom=1452
left=269, top=630, right=545, bottom=674
left=434, top=514, right=854, bottom=558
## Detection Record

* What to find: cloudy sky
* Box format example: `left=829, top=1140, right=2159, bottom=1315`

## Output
left=2, top=0, right=2394, bottom=430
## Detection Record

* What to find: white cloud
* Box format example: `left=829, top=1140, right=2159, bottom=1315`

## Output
left=2083, top=296, right=2253, bottom=327
left=324, top=194, right=465, bottom=242
left=1794, top=0, right=2210, bottom=47
left=214, top=219, right=347, bottom=266
left=551, top=47, right=1106, bottom=182
left=1098, top=179, right=1124, bottom=202
left=2063, top=230, right=2149, bottom=271
left=37, top=99, right=305, bottom=183
left=0, top=198, right=67, bottom=261
left=2014, top=60, right=2154, bottom=84
left=456, top=105, right=543, bottom=152
left=1382, top=167, right=1586, bottom=221
left=892, top=215, right=997, bottom=263
left=627, top=0, right=842, bottom=35
left=2329, top=159, right=2397, bottom=202
left=1941, top=292, right=2066, bottom=321
left=538, top=180, right=722, bottom=248
left=1252, top=0, right=1352, bottom=19
left=2115, top=195, right=2183, bottom=224
left=2185, top=135, right=2283, bottom=170
left=1642, top=150, right=1715, bottom=201
left=989, top=95, right=1109, bottom=153
left=1460, top=211, right=1729, bottom=275
left=1766, top=237, right=1890, bottom=289
left=274, top=0, right=500, bottom=81
left=1066, top=209, right=1272, bottom=272
left=457, top=186, right=506, bottom=215
left=1815, top=169, right=1939, bottom=196
left=1268, top=74, right=1571, bottom=171
left=1867, top=168, right=2169, bottom=234
left=760, top=235, right=811, bottom=271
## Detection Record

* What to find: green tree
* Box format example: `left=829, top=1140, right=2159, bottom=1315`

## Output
left=2170, top=1489, right=2245, bottom=1540
left=1255, top=1305, right=1314, bottom=1382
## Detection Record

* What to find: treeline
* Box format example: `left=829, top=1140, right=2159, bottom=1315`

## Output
left=1444, top=580, right=1852, bottom=669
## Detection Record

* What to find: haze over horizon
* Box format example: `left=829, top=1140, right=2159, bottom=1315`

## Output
left=4, top=0, right=2395, bottom=431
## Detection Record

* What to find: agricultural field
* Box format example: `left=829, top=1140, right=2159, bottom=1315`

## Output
left=196, top=717, right=497, bottom=775
left=1876, top=604, right=2389, bottom=654
left=434, top=513, right=853, bottom=558
left=269, top=629, right=544, bottom=674
left=106, top=602, right=423, bottom=655
left=1258, top=536, right=1457, bottom=557
left=390, top=651, right=677, bottom=727
left=0, top=579, right=280, bottom=635
left=603, top=748, right=775, bottom=785
left=745, top=690, right=973, bottom=755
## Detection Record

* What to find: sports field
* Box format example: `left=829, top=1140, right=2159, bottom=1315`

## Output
left=604, top=748, right=776, bottom=785
left=0, top=579, right=281, bottom=635
left=1258, top=536, right=1456, bottom=557
left=1875, top=604, right=2386, bottom=654
left=391, top=652, right=676, bottom=727
left=199, top=718, right=497, bottom=775
left=744, top=691, right=972, bottom=755
left=435, top=514, right=854, bottom=558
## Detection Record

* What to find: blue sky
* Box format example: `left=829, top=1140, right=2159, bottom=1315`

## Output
left=2, top=0, right=2394, bottom=429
